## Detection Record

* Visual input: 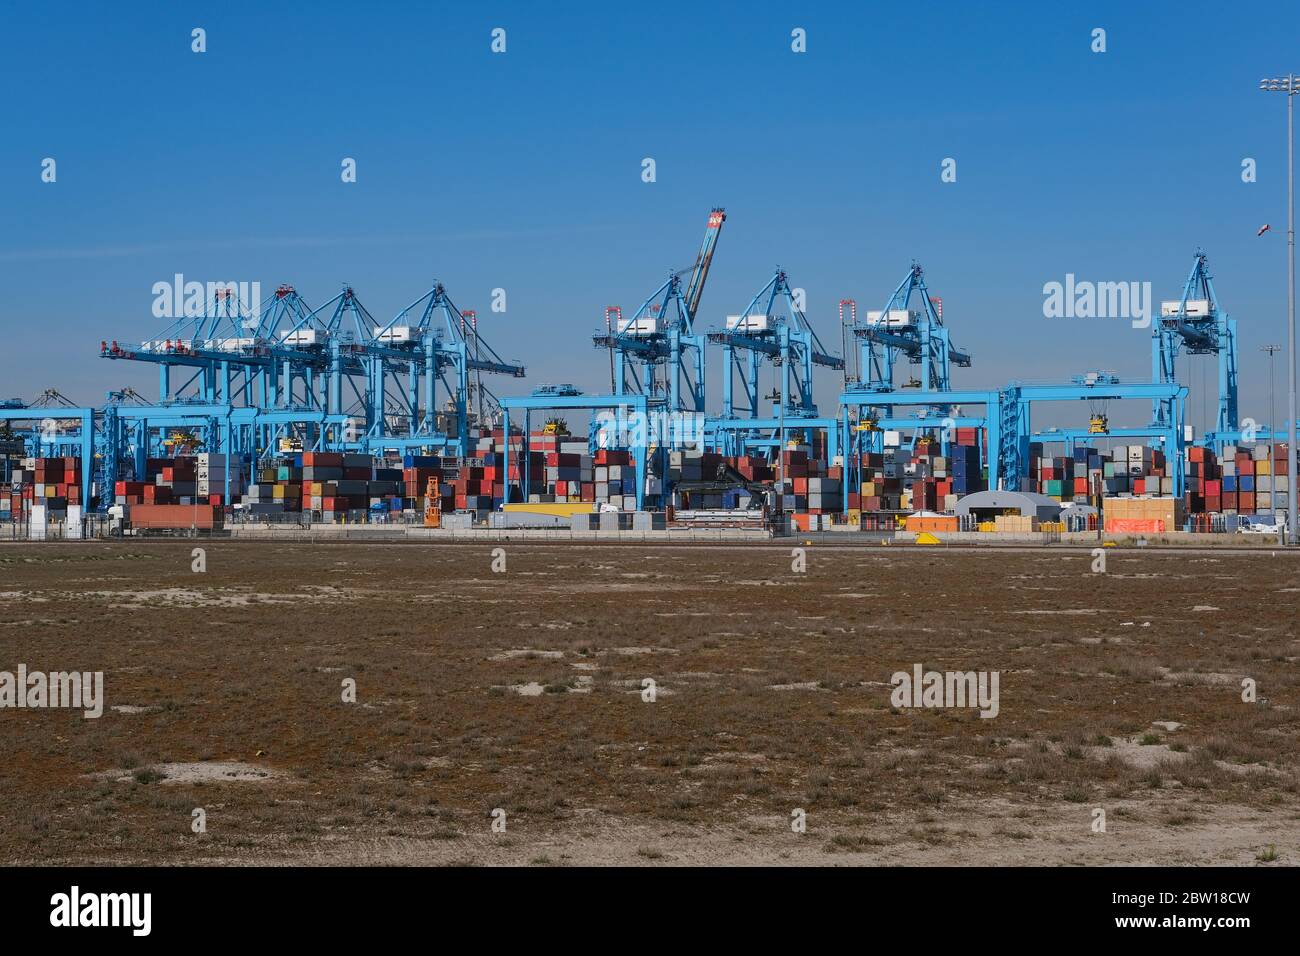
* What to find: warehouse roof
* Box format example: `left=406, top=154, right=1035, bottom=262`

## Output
left=954, top=490, right=1063, bottom=518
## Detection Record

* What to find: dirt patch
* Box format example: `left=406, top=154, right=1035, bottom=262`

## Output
left=93, top=761, right=282, bottom=784
left=1, top=541, right=1296, bottom=866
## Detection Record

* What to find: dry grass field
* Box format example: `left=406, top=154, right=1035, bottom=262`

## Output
left=0, top=540, right=1297, bottom=865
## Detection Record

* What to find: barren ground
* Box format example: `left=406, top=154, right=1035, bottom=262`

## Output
left=0, top=541, right=1297, bottom=866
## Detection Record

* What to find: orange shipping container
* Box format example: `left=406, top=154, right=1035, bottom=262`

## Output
left=1105, top=518, right=1165, bottom=533
left=128, top=504, right=221, bottom=530
left=906, top=515, right=959, bottom=532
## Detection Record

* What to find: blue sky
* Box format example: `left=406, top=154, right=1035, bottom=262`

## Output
left=3, top=0, right=1298, bottom=434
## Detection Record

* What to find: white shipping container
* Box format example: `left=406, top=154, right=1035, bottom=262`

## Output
left=373, top=325, right=413, bottom=344
left=29, top=505, right=47, bottom=541
left=1160, top=299, right=1212, bottom=318
left=725, top=314, right=771, bottom=333
left=206, top=337, right=255, bottom=352
left=865, top=309, right=917, bottom=329
left=617, top=316, right=659, bottom=335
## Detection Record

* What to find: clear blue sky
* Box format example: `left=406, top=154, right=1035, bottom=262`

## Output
left=3, top=0, right=1298, bottom=434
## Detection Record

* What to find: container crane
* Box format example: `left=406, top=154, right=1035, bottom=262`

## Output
left=710, top=267, right=844, bottom=420
left=853, top=262, right=971, bottom=396
left=843, top=263, right=974, bottom=456
left=705, top=267, right=845, bottom=461
left=378, top=280, right=525, bottom=454
left=1152, top=251, right=1238, bottom=445
left=592, top=208, right=725, bottom=412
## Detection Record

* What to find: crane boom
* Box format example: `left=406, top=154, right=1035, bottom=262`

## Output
left=683, top=208, right=726, bottom=322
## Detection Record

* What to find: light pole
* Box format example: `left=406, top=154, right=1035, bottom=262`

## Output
left=765, top=387, right=786, bottom=533
left=1259, top=75, right=1300, bottom=545
left=1263, top=343, right=1282, bottom=518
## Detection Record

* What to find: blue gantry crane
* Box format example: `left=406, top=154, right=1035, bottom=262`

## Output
left=102, top=278, right=525, bottom=463
left=710, top=267, right=844, bottom=417
left=592, top=208, right=725, bottom=413
left=841, top=263, right=974, bottom=462
left=1153, top=251, right=1238, bottom=445
left=853, top=262, right=971, bottom=396
left=379, top=280, right=526, bottom=454
left=705, top=267, right=845, bottom=461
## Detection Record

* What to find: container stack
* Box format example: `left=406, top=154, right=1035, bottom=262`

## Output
left=896, top=443, right=985, bottom=513
left=1028, top=443, right=1106, bottom=501
left=594, top=449, right=638, bottom=510
left=401, top=455, right=457, bottom=516
left=244, top=459, right=301, bottom=516
left=1192, top=442, right=1290, bottom=516
left=3, top=457, right=82, bottom=522
left=449, top=460, right=499, bottom=514
left=367, top=462, right=404, bottom=517
left=196, top=453, right=245, bottom=505
left=152, top=457, right=199, bottom=504
left=18, top=455, right=81, bottom=515
left=782, top=449, right=843, bottom=517
left=853, top=451, right=902, bottom=517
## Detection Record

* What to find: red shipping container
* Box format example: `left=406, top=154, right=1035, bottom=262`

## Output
left=581, top=482, right=595, bottom=501
left=1240, top=491, right=1256, bottom=511
left=129, top=504, right=220, bottom=530
left=1206, top=479, right=1221, bottom=496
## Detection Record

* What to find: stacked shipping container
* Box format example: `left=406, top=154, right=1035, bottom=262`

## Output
left=1, top=457, right=81, bottom=522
